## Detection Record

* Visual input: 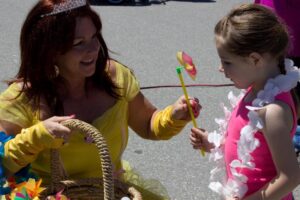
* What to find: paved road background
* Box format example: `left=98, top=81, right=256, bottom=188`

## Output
left=0, top=0, right=299, bottom=199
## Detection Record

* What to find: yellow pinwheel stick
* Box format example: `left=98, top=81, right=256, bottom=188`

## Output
left=176, top=66, right=205, bottom=157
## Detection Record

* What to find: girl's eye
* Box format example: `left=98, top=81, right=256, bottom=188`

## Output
left=223, top=61, right=231, bottom=65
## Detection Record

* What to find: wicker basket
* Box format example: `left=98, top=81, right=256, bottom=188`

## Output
left=41, top=119, right=142, bottom=200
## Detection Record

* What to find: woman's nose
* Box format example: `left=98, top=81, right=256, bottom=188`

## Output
left=87, top=38, right=100, bottom=53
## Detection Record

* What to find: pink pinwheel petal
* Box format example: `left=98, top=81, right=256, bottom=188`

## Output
left=15, top=192, right=26, bottom=198
left=185, top=64, right=197, bottom=80
left=182, top=52, right=194, bottom=66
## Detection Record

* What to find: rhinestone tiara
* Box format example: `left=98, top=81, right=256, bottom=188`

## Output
left=42, top=0, right=87, bottom=17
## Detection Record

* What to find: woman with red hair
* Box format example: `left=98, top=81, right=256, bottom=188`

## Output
left=0, top=0, right=200, bottom=198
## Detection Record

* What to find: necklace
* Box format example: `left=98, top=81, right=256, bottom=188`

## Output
left=208, top=59, right=299, bottom=198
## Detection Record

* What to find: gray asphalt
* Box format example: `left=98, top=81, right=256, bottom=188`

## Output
left=0, top=0, right=299, bottom=199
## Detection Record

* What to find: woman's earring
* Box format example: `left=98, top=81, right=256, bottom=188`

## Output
left=54, top=65, right=60, bottom=77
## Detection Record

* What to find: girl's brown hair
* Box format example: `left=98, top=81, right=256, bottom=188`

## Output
left=215, top=4, right=300, bottom=112
left=14, top=0, right=120, bottom=115
left=214, top=3, right=289, bottom=73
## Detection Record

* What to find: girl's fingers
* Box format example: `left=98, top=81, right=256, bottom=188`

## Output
left=193, top=145, right=202, bottom=149
left=190, top=135, right=199, bottom=143
left=190, top=141, right=203, bottom=149
left=191, top=127, right=202, bottom=135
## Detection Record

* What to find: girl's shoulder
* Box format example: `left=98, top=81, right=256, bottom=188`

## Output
left=258, top=99, right=294, bottom=133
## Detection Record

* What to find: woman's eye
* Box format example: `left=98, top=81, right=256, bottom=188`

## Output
left=73, top=41, right=83, bottom=47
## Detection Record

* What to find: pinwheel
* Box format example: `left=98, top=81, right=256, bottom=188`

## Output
left=13, top=188, right=31, bottom=200
left=177, top=51, right=197, bottom=80
left=176, top=51, right=205, bottom=156
left=10, top=178, right=45, bottom=200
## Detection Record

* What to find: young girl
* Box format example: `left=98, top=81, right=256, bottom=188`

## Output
left=190, top=4, right=300, bottom=200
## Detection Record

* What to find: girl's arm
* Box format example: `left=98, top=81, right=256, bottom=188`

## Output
left=243, top=101, right=300, bottom=200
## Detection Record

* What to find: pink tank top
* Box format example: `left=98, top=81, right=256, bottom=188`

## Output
left=224, top=90, right=297, bottom=200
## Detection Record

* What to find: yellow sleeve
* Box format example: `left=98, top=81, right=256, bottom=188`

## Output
left=3, top=122, right=63, bottom=173
left=0, top=83, right=35, bottom=128
left=115, top=62, right=140, bottom=101
left=151, top=106, right=189, bottom=140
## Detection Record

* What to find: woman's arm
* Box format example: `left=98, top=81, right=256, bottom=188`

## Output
left=128, top=92, right=157, bottom=139
left=0, top=120, right=23, bottom=136
left=0, top=116, right=73, bottom=174
left=128, top=92, right=200, bottom=140
left=243, top=101, right=300, bottom=200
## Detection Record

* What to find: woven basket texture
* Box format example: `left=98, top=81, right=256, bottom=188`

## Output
left=41, top=119, right=142, bottom=200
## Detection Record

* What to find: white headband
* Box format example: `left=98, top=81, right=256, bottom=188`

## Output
left=41, top=0, right=87, bottom=17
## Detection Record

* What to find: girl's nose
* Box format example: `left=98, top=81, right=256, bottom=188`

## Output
left=218, top=64, right=224, bottom=73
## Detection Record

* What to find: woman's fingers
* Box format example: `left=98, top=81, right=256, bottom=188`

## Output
left=44, top=115, right=76, bottom=142
left=172, top=96, right=201, bottom=120
left=183, top=97, right=202, bottom=117
left=51, top=114, right=75, bottom=123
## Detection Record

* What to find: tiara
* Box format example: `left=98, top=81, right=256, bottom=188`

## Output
left=41, top=0, right=87, bottom=17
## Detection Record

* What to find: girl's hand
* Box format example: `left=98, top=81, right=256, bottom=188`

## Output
left=190, top=127, right=214, bottom=152
left=43, top=115, right=75, bottom=142
left=171, top=95, right=201, bottom=120
left=226, top=197, right=240, bottom=200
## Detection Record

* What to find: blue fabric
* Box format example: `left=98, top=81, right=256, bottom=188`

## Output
left=0, top=132, right=38, bottom=195
left=0, top=131, right=13, bottom=194
left=293, top=126, right=300, bottom=151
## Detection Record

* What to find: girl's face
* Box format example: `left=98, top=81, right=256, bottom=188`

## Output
left=56, top=16, right=100, bottom=82
left=216, top=39, right=257, bottom=89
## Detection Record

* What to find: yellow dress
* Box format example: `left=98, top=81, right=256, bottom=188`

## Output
left=0, top=62, right=170, bottom=199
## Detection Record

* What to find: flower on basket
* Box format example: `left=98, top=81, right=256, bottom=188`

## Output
left=46, top=190, right=69, bottom=200
left=11, top=188, right=31, bottom=200
left=10, top=178, right=45, bottom=200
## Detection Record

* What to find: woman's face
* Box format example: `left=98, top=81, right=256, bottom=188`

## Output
left=56, top=16, right=100, bottom=82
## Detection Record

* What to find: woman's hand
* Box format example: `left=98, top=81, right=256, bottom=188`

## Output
left=43, top=115, right=75, bottom=142
left=171, top=96, right=201, bottom=120
left=190, top=127, right=214, bottom=152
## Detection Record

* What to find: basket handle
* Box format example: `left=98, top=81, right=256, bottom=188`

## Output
left=50, top=119, right=115, bottom=200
